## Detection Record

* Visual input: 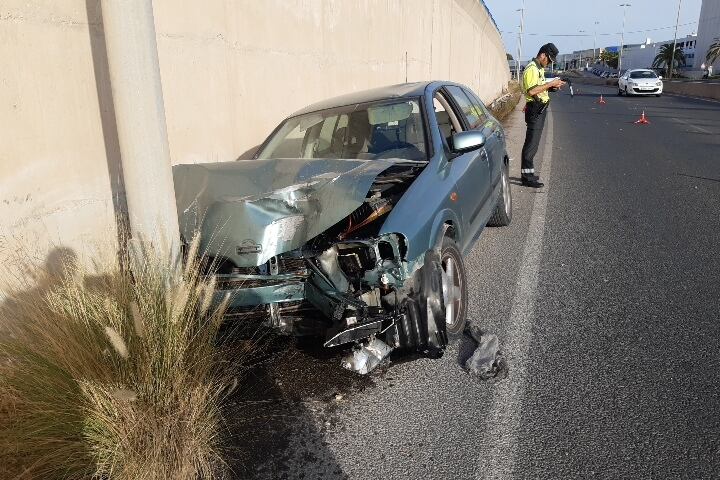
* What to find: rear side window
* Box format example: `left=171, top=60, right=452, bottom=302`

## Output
left=446, top=85, right=487, bottom=129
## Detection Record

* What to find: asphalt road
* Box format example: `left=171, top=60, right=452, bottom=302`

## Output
left=233, top=86, right=720, bottom=480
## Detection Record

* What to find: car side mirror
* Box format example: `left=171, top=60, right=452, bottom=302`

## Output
left=450, top=131, right=485, bottom=154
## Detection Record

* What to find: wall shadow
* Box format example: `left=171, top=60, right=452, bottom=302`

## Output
left=0, top=247, right=78, bottom=335
left=84, top=0, right=129, bottom=260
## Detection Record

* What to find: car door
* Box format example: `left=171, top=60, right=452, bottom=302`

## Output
left=463, top=87, right=504, bottom=189
left=443, top=85, right=493, bottom=247
left=446, top=85, right=492, bottom=238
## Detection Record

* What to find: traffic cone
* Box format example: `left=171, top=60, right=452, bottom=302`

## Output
left=634, top=111, right=650, bottom=124
left=598, top=95, right=607, bottom=104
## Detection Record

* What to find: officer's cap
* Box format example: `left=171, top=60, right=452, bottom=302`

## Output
left=539, top=43, right=559, bottom=62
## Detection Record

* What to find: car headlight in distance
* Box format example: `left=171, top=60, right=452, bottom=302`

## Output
left=656, top=81, right=662, bottom=86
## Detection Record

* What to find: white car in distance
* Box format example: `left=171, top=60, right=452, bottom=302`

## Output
left=618, top=69, right=664, bottom=97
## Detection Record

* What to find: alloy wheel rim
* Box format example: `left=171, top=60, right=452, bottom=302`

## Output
left=441, top=255, right=462, bottom=327
left=502, top=167, right=511, bottom=215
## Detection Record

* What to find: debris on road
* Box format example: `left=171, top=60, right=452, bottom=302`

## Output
left=463, top=325, right=508, bottom=381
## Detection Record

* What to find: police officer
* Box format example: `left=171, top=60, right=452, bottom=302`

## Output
left=520, top=43, right=564, bottom=188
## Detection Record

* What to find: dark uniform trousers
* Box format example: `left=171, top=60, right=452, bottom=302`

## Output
left=521, top=100, right=548, bottom=176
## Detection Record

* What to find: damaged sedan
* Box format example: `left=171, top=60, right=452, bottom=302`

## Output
left=173, top=81, right=512, bottom=374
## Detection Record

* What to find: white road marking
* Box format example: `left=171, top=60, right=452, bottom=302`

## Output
left=475, top=112, right=555, bottom=480
left=667, top=116, right=714, bottom=135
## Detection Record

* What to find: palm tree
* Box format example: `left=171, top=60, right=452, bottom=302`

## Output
left=600, top=50, right=619, bottom=69
left=652, top=44, right=686, bottom=77
left=706, top=41, right=720, bottom=66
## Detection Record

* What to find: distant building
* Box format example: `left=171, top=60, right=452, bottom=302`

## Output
left=694, top=0, right=720, bottom=71
left=556, top=48, right=605, bottom=70
left=621, top=36, right=698, bottom=72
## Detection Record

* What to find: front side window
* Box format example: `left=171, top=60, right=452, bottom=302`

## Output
left=464, top=89, right=493, bottom=125
left=446, top=85, right=487, bottom=129
left=257, top=99, right=427, bottom=161
left=630, top=71, right=658, bottom=79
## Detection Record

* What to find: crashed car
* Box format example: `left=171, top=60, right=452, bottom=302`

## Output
left=173, top=81, right=512, bottom=374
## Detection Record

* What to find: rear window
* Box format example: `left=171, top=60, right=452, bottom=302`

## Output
left=257, top=99, right=427, bottom=161
left=630, top=71, right=658, bottom=79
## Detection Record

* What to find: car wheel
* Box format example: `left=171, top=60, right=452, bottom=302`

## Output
left=625, top=86, right=630, bottom=96
left=440, top=237, right=467, bottom=340
left=656, top=94, right=662, bottom=97
left=618, top=88, right=623, bottom=96
left=487, top=160, right=512, bottom=227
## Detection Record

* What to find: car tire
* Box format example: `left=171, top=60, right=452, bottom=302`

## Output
left=625, top=86, right=630, bottom=96
left=487, top=160, right=512, bottom=227
left=440, top=237, right=467, bottom=341
left=618, top=87, right=623, bottom=96
left=656, top=94, right=662, bottom=97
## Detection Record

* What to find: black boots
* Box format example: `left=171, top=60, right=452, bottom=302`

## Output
left=521, top=174, right=544, bottom=188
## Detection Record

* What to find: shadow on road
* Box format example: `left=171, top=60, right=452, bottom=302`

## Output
left=223, top=331, right=373, bottom=479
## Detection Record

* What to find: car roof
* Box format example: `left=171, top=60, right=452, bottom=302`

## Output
left=291, top=81, right=450, bottom=116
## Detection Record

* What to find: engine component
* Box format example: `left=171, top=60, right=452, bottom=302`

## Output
left=337, top=244, right=375, bottom=278
left=339, top=197, right=392, bottom=240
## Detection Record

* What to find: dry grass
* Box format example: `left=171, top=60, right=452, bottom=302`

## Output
left=0, top=237, right=240, bottom=479
left=489, top=81, right=523, bottom=122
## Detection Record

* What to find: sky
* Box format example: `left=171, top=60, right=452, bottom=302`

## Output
left=484, top=0, right=703, bottom=61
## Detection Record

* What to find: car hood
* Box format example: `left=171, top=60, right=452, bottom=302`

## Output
left=173, top=158, right=404, bottom=267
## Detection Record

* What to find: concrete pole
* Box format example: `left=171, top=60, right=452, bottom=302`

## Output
left=518, top=1, right=525, bottom=70
left=669, top=0, right=683, bottom=79
left=618, top=4, right=631, bottom=75
left=100, top=0, right=180, bottom=264
left=594, top=21, right=600, bottom=64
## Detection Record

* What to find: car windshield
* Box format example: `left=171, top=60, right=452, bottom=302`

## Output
left=256, top=99, right=427, bottom=161
left=630, top=71, right=658, bottom=79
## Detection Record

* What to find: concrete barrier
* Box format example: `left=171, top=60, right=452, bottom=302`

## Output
left=0, top=0, right=510, bottom=293
left=663, top=81, right=720, bottom=101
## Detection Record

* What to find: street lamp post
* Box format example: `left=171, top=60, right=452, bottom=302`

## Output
left=669, top=0, right=683, bottom=79
left=517, top=1, right=526, bottom=80
left=618, top=4, right=631, bottom=75
left=579, top=30, right=587, bottom=69
left=594, top=21, right=600, bottom=63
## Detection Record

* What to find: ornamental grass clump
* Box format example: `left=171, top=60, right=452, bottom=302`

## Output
left=0, top=238, right=237, bottom=479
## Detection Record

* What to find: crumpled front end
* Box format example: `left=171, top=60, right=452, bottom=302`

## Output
left=212, top=232, right=450, bottom=374
left=176, top=156, right=450, bottom=373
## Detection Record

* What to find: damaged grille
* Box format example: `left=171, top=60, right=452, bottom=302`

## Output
left=277, top=257, right=308, bottom=275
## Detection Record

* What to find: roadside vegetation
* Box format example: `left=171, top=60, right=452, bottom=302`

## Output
left=489, top=81, right=522, bottom=122
left=0, top=237, right=242, bottom=479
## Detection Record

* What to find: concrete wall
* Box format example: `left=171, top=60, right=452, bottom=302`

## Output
left=0, top=0, right=510, bottom=293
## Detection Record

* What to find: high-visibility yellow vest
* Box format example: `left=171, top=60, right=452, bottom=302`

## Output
left=523, top=60, right=550, bottom=104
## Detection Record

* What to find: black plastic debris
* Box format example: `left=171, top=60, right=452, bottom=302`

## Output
left=463, top=324, right=508, bottom=381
